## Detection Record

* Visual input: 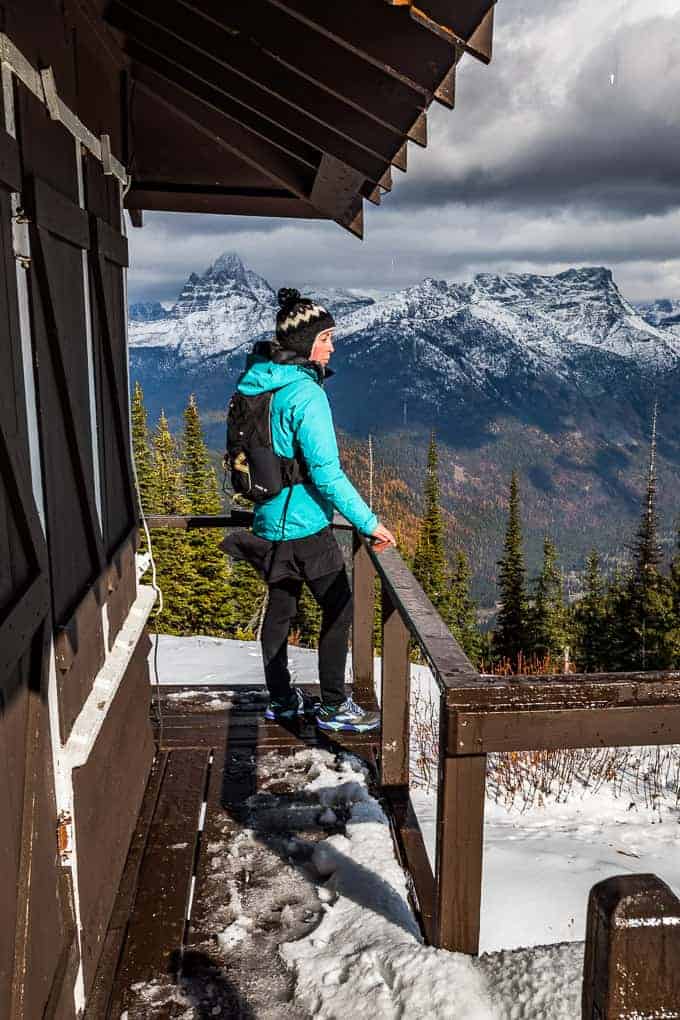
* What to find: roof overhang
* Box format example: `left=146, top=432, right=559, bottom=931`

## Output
left=103, top=0, right=496, bottom=237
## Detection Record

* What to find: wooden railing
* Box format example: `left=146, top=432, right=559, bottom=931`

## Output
left=351, top=530, right=680, bottom=956
left=145, top=512, right=680, bottom=965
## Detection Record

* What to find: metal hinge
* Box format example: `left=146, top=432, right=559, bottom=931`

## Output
left=57, top=811, right=74, bottom=864
left=11, top=198, right=31, bottom=268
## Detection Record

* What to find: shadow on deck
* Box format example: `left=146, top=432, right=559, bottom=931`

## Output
left=85, top=683, right=381, bottom=1019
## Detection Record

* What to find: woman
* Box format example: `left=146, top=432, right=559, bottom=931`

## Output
left=230, top=287, right=396, bottom=732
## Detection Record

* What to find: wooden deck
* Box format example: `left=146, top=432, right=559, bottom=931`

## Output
left=85, top=684, right=380, bottom=1019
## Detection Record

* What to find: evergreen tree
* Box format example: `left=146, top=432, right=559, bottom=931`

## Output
left=447, top=549, right=483, bottom=666
left=632, top=402, right=663, bottom=582
left=527, top=536, right=567, bottom=664
left=669, top=519, right=680, bottom=667
left=671, top=518, right=680, bottom=625
left=574, top=550, right=608, bottom=672
left=493, top=471, right=528, bottom=670
left=412, top=432, right=449, bottom=615
left=292, top=584, right=322, bottom=647
left=229, top=560, right=267, bottom=640
left=131, top=382, right=154, bottom=554
left=131, top=381, right=154, bottom=511
left=181, top=394, right=233, bottom=636
left=603, top=564, right=633, bottom=672
left=149, top=412, right=196, bottom=634
left=625, top=403, right=676, bottom=669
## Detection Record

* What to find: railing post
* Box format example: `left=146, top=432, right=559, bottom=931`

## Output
left=582, top=874, right=680, bottom=1018
left=379, top=582, right=410, bottom=787
left=351, top=531, right=375, bottom=704
left=434, top=698, right=486, bottom=954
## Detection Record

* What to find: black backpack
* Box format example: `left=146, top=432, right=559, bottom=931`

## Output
left=224, top=389, right=309, bottom=503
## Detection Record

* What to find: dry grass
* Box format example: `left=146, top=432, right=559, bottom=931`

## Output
left=480, top=651, right=576, bottom=676
left=409, top=677, right=680, bottom=812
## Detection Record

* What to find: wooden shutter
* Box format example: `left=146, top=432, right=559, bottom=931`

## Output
left=26, top=174, right=108, bottom=742
left=0, top=125, right=75, bottom=1019
left=89, top=209, right=138, bottom=646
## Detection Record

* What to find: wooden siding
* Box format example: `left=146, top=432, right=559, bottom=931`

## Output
left=0, top=14, right=150, bottom=1014
left=72, top=631, right=154, bottom=996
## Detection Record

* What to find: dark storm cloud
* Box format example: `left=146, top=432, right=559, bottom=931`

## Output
left=392, top=14, right=680, bottom=216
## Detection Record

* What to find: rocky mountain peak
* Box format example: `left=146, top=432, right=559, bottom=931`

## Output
left=129, top=300, right=169, bottom=322
left=171, top=252, right=276, bottom=324
left=210, top=251, right=246, bottom=276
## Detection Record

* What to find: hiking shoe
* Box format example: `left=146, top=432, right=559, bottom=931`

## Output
left=315, top=696, right=380, bottom=733
left=264, top=688, right=320, bottom=721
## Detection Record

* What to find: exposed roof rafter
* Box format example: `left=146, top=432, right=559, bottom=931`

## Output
left=103, top=0, right=496, bottom=236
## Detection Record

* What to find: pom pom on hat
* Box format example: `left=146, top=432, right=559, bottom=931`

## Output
left=275, top=286, right=335, bottom=358
left=277, top=287, right=301, bottom=309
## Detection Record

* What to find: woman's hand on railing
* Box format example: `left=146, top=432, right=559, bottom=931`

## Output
left=370, top=521, right=397, bottom=552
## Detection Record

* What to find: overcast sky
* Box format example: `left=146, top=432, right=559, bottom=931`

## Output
left=127, top=0, right=680, bottom=305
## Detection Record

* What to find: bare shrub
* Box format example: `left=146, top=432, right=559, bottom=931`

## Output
left=409, top=677, right=680, bottom=812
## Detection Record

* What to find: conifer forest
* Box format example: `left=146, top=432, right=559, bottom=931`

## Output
left=133, top=383, right=680, bottom=674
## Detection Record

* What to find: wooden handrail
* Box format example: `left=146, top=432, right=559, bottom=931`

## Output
left=360, top=536, right=482, bottom=693
left=143, top=511, right=353, bottom=531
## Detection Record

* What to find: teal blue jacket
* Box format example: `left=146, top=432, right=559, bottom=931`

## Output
left=236, top=353, right=378, bottom=541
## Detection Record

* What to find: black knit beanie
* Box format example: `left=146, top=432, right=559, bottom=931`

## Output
left=275, top=287, right=335, bottom=358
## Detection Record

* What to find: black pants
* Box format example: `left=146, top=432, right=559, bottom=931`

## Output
left=261, top=567, right=352, bottom=707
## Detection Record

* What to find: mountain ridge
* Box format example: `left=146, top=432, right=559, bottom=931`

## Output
left=128, top=254, right=680, bottom=607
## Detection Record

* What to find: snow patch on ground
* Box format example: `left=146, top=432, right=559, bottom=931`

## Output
left=165, top=690, right=234, bottom=711
left=280, top=750, right=498, bottom=1020
left=148, top=634, right=337, bottom=687
left=479, top=943, right=584, bottom=1020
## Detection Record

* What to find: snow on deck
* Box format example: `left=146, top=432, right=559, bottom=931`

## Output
left=139, top=636, right=680, bottom=1018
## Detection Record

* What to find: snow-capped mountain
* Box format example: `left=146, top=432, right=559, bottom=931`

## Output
left=128, top=255, right=680, bottom=606
left=128, top=253, right=680, bottom=462
left=635, top=298, right=680, bottom=336
left=128, top=300, right=169, bottom=322
left=128, top=253, right=277, bottom=357
left=128, top=254, right=377, bottom=358
left=337, top=267, right=680, bottom=377
left=130, top=257, right=680, bottom=375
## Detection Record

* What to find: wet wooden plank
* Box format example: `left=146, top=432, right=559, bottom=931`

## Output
left=109, top=749, right=210, bottom=1013
left=153, top=686, right=379, bottom=757
left=157, top=718, right=379, bottom=757
left=184, top=744, right=256, bottom=947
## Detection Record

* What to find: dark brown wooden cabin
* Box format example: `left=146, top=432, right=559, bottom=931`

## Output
left=0, top=2, right=496, bottom=1015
